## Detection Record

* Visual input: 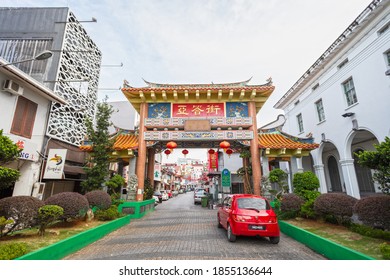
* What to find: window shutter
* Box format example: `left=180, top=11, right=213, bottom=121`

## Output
left=11, top=96, right=38, bottom=139
left=23, top=101, right=38, bottom=138
left=11, top=96, right=28, bottom=135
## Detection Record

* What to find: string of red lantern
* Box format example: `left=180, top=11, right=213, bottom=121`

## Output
left=225, top=148, right=233, bottom=157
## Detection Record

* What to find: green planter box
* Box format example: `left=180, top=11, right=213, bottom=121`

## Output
left=15, top=215, right=131, bottom=260
left=118, top=199, right=155, bottom=219
left=279, top=221, right=375, bottom=260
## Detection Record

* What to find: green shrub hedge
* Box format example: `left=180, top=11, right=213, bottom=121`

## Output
left=0, top=196, right=44, bottom=236
left=85, top=190, right=112, bottom=210
left=0, top=242, right=28, bottom=260
left=353, top=195, right=390, bottom=231
left=94, top=205, right=122, bottom=221
left=45, top=192, right=89, bottom=221
left=314, top=193, right=358, bottom=224
left=279, top=193, right=304, bottom=219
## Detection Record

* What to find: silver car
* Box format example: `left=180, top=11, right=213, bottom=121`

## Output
left=194, top=189, right=208, bottom=205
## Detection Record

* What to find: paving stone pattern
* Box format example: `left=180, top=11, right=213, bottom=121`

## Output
left=64, top=192, right=326, bottom=260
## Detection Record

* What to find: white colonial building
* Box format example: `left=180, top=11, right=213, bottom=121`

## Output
left=274, top=0, right=390, bottom=199
left=0, top=58, right=66, bottom=198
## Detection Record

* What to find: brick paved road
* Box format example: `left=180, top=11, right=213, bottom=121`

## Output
left=64, top=192, right=326, bottom=260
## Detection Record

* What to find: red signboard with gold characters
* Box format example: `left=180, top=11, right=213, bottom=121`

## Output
left=208, top=151, right=219, bottom=171
left=172, top=103, right=224, bottom=118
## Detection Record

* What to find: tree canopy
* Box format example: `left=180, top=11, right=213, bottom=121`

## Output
left=356, top=137, right=390, bottom=195
left=0, top=129, right=21, bottom=190
left=81, top=98, right=114, bottom=192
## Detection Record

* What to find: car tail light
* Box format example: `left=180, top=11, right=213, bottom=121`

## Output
left=233, top=215, right=252, bottom=222
left=268, top=216, right=277, bottom=223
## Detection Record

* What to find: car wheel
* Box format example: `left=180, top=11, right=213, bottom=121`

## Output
left=227, top=223, right=236, bottom=242
left=217, top=216, right=222, bottom=228
left=269, top=236, right=280, bottom=244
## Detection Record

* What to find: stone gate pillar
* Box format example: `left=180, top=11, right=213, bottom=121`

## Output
left=136, top=102, right=148, bottom=201
left=248, top=101, right=262, bottom=195
left=147, top=148, right=156, bottom=188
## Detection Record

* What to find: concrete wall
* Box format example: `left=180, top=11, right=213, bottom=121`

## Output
left=0, top=68, right=53, bottom=197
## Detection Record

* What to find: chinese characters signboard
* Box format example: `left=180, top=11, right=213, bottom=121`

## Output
left=9, top=135, right=38, bottom=161
left=172, top=103, right=224, bottom=117
left=148, top=102, right=248, bottom=119
left=208, top=152, right=219, bottom=171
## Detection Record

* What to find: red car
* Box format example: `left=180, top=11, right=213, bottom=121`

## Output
left=217, top=194, right=280, bottom=244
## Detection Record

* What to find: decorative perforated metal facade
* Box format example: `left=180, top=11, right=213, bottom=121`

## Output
left=46, top=11, right=102, bottom=145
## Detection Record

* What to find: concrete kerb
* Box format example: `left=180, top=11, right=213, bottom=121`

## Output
left=15, top=215, right=131, bottom=260
left=279, top=221, right=376, bottom=260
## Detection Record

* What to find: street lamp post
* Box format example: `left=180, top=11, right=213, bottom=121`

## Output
left=0, top=50, right=53, bottom=67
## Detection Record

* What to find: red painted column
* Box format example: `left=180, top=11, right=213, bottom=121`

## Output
left=136, top=102, right=148, bottom=201
left=248, top=101, right=262, bottom=196
left=147, top=148, right=156, bottom=187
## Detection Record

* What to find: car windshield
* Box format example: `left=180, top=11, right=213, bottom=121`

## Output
left=237, top=198, right=269, bottom=211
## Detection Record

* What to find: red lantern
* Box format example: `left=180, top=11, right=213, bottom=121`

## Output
left=166, top=141, right=177, bottom=150
left=208, top=149, right=215, bottom=154
left=225, top=148, right=233, bottom=157
left=182, top=149, right=189, bottom=157
left=219, top=141, right=230, bottom=149
left=164, top=149, right=171, bottom=158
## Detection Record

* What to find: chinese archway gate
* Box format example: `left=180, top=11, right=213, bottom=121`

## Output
left=121, top=78, right=275, bottom=201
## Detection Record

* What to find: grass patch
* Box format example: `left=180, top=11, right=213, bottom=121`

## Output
left=287, top=218, right=386, bottom=259
left=0, top=220, right=106, bottom=259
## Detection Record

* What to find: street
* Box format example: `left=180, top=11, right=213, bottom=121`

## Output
left=64, top=192, right=326, bottom=260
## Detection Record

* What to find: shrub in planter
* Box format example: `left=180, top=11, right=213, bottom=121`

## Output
left=45, top=192, right=89, bottom=221
left=0, top=196, right=44, bottom=236
left=293, top=172, right=320, bottom=219
left=0, top=242, right=28, bottom=260
left=279, top=193, right=304, bottom=219
left=37, top=205, right=64, bottom=236
left=94, top=205, right=121, bottom=221
left=349, top=223, right=390, bottom=240
left=380, top=243, right=390, bottom=260
left=314, top=193, right=358, bottom=225
left=85, top=190, right=112, bottom=210
left=353, top=195, right=390, bottom=230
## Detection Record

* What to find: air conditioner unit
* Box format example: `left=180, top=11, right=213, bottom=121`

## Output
left=2, top=79, right=24, bottom=96
left=33, top=182, right=46, bottom=200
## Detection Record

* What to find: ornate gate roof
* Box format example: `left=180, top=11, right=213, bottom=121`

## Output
left=121, top=78, right=275, bottom=114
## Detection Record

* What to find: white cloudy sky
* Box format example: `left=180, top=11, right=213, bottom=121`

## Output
left=1, top=0, right=372, bottom=163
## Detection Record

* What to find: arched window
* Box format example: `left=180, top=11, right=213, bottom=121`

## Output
left=353, top=149, right=375, bottom=194
left=327, top=156, right=342, bottom=192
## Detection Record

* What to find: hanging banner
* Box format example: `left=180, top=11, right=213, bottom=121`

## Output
left=208, top=152, right=219, bottom=171
left=43, top=149, right=67, bottom=179
left=172, top=103, right=224, bottom=118
left=154, top=163, right=161, bottom=181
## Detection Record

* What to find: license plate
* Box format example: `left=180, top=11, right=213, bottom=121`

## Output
left=248, top=225, right=266, bottom=230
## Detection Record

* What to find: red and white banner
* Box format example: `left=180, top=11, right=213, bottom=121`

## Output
left=208, top=152, right=218, bottom=172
